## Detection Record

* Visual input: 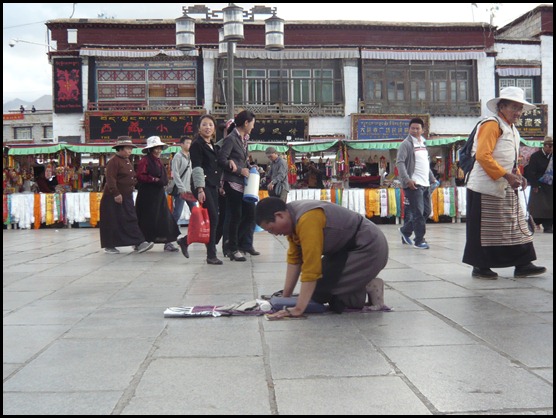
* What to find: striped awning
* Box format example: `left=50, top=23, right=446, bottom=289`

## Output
left=80, top=48, right=198, bottom=58
left=202, top=48, right=360, bottom=60
left=496, top=67, right=541, bottom=76
left=361, top=49, right=486, bottom=60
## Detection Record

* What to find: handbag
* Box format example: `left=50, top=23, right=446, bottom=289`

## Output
left=269, top=181, right=283, bottom=197
left=274, top=182, right=283, bottom=197
left=538, top=154, right=553, bottom=185
left=165, top=179, right=175, bottom=194
left=166, top=181, right=179, bottom=196
left=166, top=161, right=190, bottom=196
left=187, top=205, right=211, bottom=245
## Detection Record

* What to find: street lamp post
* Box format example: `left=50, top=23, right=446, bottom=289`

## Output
left=176, top=3, right=284, bottom=120
left=9, top=38, right=57, bottom=50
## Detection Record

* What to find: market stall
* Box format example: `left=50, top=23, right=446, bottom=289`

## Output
left=4, top=137, right=543, bottom=229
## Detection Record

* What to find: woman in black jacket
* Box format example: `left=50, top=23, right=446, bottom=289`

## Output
left=178, top=114, right=223, bottom=265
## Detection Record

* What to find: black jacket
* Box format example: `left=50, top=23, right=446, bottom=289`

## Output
left=189, top=136, right=222, bottom=188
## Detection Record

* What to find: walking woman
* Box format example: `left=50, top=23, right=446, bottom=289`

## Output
left=136, top=136, right=181, bottom=252
left=99, top=136, right=153, bottom=254
left=217, top=110, right=257, bottom=262
left=178, top=114, right=223, bottom=265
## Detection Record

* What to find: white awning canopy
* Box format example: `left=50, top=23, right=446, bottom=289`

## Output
left=202, top=48, right=360, bottom=60
left=361, top=49, right=486, bottom=60
left=496, top=67, right=541, bottom=76
left=80, top=48, right=198, bottom=58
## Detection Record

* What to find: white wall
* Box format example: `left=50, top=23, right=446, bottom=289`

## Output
left=306, top=59, right=359, bottom=139
left=495, top=42, right=541, bottom=61
left=203, top=58, right=215, bottom=113
left=541, top=35, right=553, bottom=137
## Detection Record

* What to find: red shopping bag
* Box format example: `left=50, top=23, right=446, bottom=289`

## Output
left=187, top=205, right=210, bottom=245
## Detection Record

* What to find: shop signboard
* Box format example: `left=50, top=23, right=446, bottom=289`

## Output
left=516, top=104, right=547, bottom=138
left=351, top=114, right=430, bottom=140
left=3, top=113, right=25, bottom=120
left=215, top=115, right=308, bottom=142
left=85, top=111, right=206, bottom=142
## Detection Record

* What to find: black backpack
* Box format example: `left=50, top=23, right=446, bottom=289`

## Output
left=458, top=116, right=499, bottom=183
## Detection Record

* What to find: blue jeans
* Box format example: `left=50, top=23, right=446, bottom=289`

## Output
left=172, top=195, right=196, bottom=225
left=400, top=186, right=431, bottom=245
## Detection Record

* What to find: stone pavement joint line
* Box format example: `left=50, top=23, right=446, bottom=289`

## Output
left=3, top=224, right=553, bottom=415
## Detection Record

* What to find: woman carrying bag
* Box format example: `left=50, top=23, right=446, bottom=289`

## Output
left=177, top=115, right=223, bottom=265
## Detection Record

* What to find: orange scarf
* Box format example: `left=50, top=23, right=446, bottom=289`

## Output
left=89, top=192, right=101, bottom=227
left=34, top=194, right=41, bottom=229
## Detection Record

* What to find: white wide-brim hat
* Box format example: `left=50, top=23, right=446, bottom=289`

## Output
left=142, top=136, right=168, bottom=153
left=486, top=86, right=536, bottom=114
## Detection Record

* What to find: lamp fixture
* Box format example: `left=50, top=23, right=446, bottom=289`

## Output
left=9, top=38, right=57, bottom=50
left=176, top=3, right=284, bottom=119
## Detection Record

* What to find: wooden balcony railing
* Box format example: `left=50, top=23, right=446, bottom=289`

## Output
left=87, top=101, right=204, bottom=112
left=359, top=101, right=481, bottom=116
left=213, top=102, right=345, bottom=116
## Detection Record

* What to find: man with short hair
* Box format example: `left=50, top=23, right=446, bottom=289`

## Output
left=171, top=135, right=195, bottom=225
left=265, top=146, right=289, bottom=202
left=396, top=117, right=437, bottom=250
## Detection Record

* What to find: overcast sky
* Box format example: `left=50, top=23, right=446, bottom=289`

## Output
left=3, top=2, right=551, bottom=104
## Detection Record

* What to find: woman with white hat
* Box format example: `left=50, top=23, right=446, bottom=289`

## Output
left=135, top=136, right=181, bottom=252
left=463, top=87, right=546, bottom=279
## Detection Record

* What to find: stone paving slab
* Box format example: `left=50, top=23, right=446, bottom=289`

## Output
left=3, top=224, right=553, bottom=415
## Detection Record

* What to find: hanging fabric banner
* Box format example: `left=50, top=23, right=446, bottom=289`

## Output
left=53, top=58, right=83, bottom=113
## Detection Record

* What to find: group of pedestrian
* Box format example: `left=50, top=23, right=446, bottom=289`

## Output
left=258, top=87, right=549, bottom=321
left=100, top=110, right=269, bottom=266
left=98, top=86, right=549, bottom=322
left=394, top=87, right=548, bottom=281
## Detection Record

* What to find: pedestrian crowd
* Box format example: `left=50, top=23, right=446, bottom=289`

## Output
left=98, top=88, right=549, bottom=321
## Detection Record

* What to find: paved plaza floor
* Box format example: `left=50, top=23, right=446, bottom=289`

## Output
left=3, top=222, right=553, bottom=415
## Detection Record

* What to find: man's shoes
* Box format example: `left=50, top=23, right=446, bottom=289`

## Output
left=398, top=228, right=414, bottom=246
left=544, top=227, right=553, bottom=233
left=413, top=241, right=430, bottom=250
left=136, top=241, right=154, bottom=254
left=177, top=237, right=189, bottom=258
left=104, top=247, right=120, bottom=254
left=239, top=247, right=260, bottom=256
left=229, top=251, right=246, bottom=262
left=514, top=263, right=546, bottom=278
left=207, top=257, right=224, bottom=265
left=472, top=267, right=498, bottom=280
left=164, top=242, right=179, bottom=252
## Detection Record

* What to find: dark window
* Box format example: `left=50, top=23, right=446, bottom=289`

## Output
left=215, top=58, right=344, bottom=116
left=14, top=127, right=32, bottom=140
left=362, top=60, right=480, bottom=116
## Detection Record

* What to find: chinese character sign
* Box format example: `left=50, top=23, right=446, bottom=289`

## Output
left=515, top=104, right=547, bottom=138
left=215, top=115, right=308, bottom=142
left=86, top=112, right=202, bottom=141
left=351, top=114, right=429, bottom=140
